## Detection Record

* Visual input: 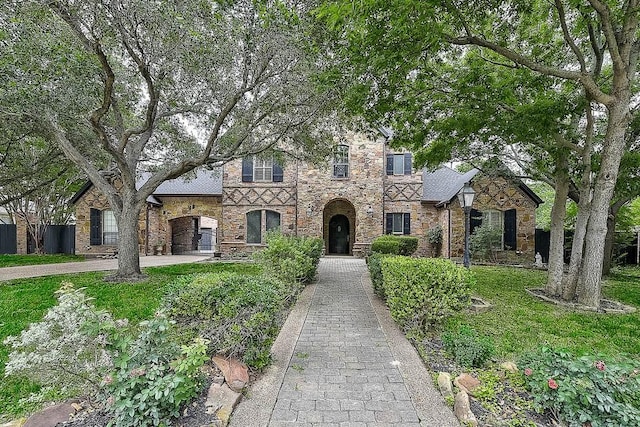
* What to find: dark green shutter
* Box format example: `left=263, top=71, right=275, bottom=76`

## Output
left=403, top=213, right=411, bottom=235
left=272, top=162, right=283, bottom=182
left=404, top=153, right=412, bottom=175
left=90, top=208, right=102, bottom=245
left=470, top=208, right=482, bottom=234
left=504, top=209, right=517, bottom=250
left=242, top=157, right=253, bottom=182
left=386, top=154, right=394, bottom=175
left=385, top=213, right=393, bottom=234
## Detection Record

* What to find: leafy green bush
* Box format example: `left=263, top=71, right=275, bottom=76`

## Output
left=520, top=347, right=640, bottom=427
left=371, top=235, right=400, bottom=254
left=3, top=283, right=115, bottom=400
left=106, top=315, right=208, bottom=427
left=255, top=232, right=323, bottom=284
left=371, top=235, right=418, bottom=255
left=163, top=272, right=292, bottom=369
left=381, top=257, right=473, bottom=337
left=470, top=225, right=503, bottom=262
left=442, top=324, right=495, bottom=368
left=366, top=252, right=396, bottom=299
left=427, top=225, right=443, bottom=256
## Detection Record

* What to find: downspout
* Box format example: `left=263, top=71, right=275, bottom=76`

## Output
left=145, top=204, right=149, bottom=256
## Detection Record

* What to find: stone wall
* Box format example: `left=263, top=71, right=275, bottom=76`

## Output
left=449, top=175, right=537, bottom=262
left=74, top=186, right=119, bottom=256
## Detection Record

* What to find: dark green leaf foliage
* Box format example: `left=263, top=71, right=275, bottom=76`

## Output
left=162, top=272, right=296, bottom=369
left=381, top=257, right=472, bottom=338
left=366, top=252, right=396, bottom=300
left=470, top=225, right=504, bottom=262
left=106, top=315, right=209, bottom=427
left=442, top=324, right=495, bottom=368
left=371, top=235, right=418, bottom=256
left=255, top=232, right=324, bottom=284
left=520, top=347, right=640, bottom=427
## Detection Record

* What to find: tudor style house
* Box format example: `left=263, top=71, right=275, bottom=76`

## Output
left=72, top=131, right=542, bottom=260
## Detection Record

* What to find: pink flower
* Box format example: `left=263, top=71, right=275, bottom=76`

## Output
left=548, top=378, right=559, bottom=390
left=594, top=361, right=606, bottom=371
left=524, top=368, right=533, bottom=376
left=129, top=367, right=146, bottom=377
left=103, top=375, right=113, bottom=385
left=106, top=396, right=115, bottom=406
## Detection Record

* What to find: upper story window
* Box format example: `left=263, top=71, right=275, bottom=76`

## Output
left=386, top=153, right=412, bottom=175
left=242, top=156, right=283, bottom=183
left=332, top=145, right=349, bottom=179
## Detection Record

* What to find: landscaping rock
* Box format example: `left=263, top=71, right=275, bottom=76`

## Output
left=211, top=356, right=249, bottom=392
left=454, top=391, right=478, bottom=427
left=205, top=383, right=242, bottom=427
left=437, top=372, right=454, bottom=398
left=500, top=361, right=519, bottom=373
left=24, top=403, right=77, bottom=427
left=454, top=373, right=481, bottom=396
left=1, top=419, right=26, bottom=427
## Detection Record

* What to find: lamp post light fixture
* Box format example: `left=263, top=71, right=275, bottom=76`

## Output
left=457, top=182, right=476, bottom=268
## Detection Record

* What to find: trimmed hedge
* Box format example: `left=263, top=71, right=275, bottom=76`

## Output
left=371, top=235, right=418, bottom=256
left=381, top=257, right=473, bottom=337
left=162, top=272, right=294, bottom=369
left=255, top=232, right=323, bottom=284
left=366, top=252, right=396, bottom=299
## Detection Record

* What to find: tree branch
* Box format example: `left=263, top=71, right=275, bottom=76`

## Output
left=554, top=0, right=587, bottom=72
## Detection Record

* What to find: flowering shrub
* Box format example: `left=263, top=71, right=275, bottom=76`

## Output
left=520, top=347, right=640, bottom=427
left=3, top=283, right=115, bottom=399
left=105, top=314, right=208, bottom=427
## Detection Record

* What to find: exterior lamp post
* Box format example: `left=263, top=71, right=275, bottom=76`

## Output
left=457, top=182, right=476, bottom=268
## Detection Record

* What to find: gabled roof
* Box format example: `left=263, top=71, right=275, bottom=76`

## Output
left=71, top=168, right=222, bottom=205
left=422, top=166, right=480, bottom=205
left=422, top=165, right=543, bottom=207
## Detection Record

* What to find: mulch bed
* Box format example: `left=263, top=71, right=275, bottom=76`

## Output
left=418, top=336, right=555, bottom=427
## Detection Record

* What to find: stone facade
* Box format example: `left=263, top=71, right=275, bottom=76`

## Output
left=72, top=133, right=538, bottom=261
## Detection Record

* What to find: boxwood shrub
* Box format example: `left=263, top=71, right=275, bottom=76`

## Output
left=366, top=252, right=396, bottom=300
left=162, top=272, right=295, bottom=369
left=371, top=235, right=419, bottom=256
left=381, top=257, right=473, bottom=337
left=255, top=232, right=323, bottom=284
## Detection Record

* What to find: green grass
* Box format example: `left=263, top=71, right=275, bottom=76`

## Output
left=447, top=266, right=640, bottom=360
left=0, top=254, right=85, bottom=268
left=0, top=262, right=261, bottom=420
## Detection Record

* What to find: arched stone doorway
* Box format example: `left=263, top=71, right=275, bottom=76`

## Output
left=323, top=199, right=356, bottom=255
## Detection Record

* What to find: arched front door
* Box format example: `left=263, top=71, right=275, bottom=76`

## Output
left=329, top=214, right=350, bottom=254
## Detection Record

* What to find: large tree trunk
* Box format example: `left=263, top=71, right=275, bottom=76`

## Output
left=578, top=102, right=630, bottom=308
left=546, top=152, right=570, bottom=297
left=562, top=202, right=589, bottom=300
left=111, top=200, right=144, bottom=281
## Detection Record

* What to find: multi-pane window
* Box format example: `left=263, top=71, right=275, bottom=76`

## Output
left=332, top=145, right=349, bottom=178
left=253, top=158, right=273, bottom=182
left=385, top=213, right=410, bottom=235
left=246, top=210, right=281, bottom=244
left=470, top=208, right=517, bottom=250
left=102, top=210, right=118, bottom=245
left=386, top=153, right=412, bottom=175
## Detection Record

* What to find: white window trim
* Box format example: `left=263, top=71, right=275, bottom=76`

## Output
left=253, top=158, right=273, bottom=182
left=332, top=145, right=349, bottom=179
left=102, top=209, right=118, bottom=245
left=392, top=154, right=405, bottom=175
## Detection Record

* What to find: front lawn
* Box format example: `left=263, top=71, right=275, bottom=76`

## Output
left=0, top=254, right=85, bottom=268
left=448, top=266, right=640, bottom=359
left=0, top=262, right=261, bottom=420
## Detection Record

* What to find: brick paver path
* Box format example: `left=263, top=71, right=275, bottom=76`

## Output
left=269, top=257, right=423, bottom=426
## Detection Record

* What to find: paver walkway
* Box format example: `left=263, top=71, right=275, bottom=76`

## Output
left=231, top=257, right=459, bottom=427
left=0, top=255, right=212, bottom=281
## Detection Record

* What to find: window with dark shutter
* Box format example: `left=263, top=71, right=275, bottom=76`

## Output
left=470, top=208, right=482, bottom=234
left=403, top=213, right=411, bottom=234
left=272, top=162, right=283, bottom=182
left=246, top=210, right=261, bottom=243
left=503, top=209, right=517, bottom=250
left=90, top=208, right=102, bottom=245
left=242, top=157, right=253, bottom=182
left=386, top=154, right=394, bottom=175
left=385, top=213, right=393, bottom=234
left=403, top=153, right=412, bottom=175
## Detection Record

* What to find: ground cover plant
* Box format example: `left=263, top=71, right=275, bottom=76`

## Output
left=421, top=265, right=640, bottom=426
left=0, top=254, right=84, bottom=268
left=0, top=262, right=260, bottom=421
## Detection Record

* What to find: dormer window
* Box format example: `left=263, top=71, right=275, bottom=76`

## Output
left=332, top=145, right=349, bottom=179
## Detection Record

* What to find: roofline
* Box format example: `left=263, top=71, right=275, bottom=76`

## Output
left=70, top=180, right=93, bottom=205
